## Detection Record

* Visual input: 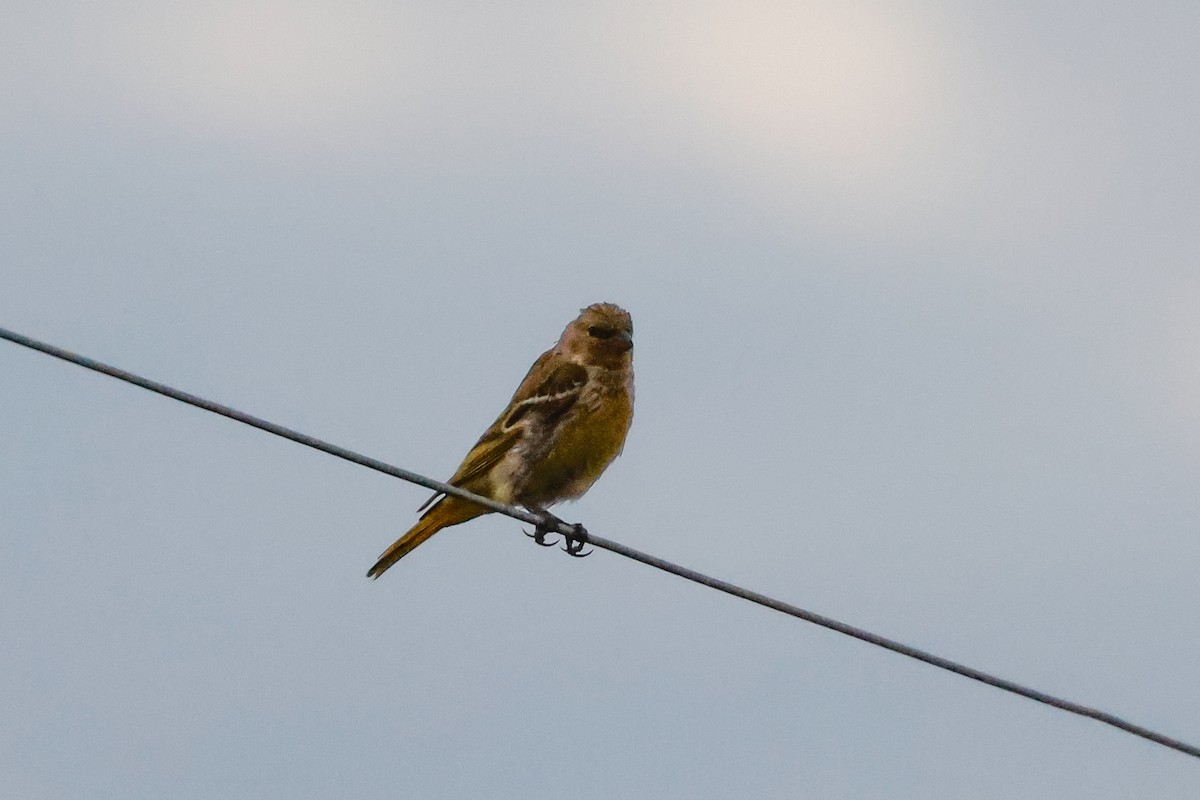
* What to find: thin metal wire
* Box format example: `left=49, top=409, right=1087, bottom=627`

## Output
left=0, top=327, right=540, bottom=523
left=2, top=324, right=1197, bottom=761
left=586, top=533, right=1200, bottom=759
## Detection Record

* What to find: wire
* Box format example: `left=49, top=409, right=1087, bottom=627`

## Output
left=2, top=324, right=1197, bottom=761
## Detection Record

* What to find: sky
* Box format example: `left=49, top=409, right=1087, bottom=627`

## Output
left=2, top=1, right=1199, bottom=797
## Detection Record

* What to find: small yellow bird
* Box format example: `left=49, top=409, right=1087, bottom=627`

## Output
left=367, top=303, right=635, bottom=578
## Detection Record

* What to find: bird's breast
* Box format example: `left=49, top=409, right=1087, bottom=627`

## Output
left=517, top=383, right=633, bottom=505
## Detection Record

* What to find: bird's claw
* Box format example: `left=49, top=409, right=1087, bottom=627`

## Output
left=562, top=523, right=592, bottom=557
left=524, top=528, right=558, bottom=547
left=526, top=511, right=592, bottom=557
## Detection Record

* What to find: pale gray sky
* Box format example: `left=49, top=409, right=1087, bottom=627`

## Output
left=2, top=2, right=1199, bottom=797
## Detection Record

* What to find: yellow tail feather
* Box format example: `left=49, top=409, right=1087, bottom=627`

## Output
left=366, top=496, right=489, bottom=578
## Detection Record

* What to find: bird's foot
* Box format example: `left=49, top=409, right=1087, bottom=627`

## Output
left=524, top=526, right=558, bottom=547
left=562, top=523, right=592, bottom=557
left=525, top=509, right=592, bottom=557
left=524, top=507, right=566, bottom=547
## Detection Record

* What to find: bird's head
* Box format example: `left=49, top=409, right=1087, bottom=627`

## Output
left=559, top=302, right=634, bottom=365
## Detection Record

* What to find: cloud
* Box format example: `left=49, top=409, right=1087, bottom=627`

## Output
left=649, top=3, right=940, bottom=186
left=593, top=1, right=1133, bottom=255
left=103, top=2, right=421, bottom=147
left=0, top=1, right=1165, bottom=261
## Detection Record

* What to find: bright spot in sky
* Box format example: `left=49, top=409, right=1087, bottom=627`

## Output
left=653, top=2, right=940, bottom=186
left=110, top=2, right=415, bottom=144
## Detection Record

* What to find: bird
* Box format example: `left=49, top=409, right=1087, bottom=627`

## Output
left=367, top=302, right=635, bottom=578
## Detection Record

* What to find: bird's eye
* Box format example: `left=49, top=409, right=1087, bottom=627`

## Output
left=588, top=326, right=616, bottom=339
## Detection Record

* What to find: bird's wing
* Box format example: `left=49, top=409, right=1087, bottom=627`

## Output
left=416, top=353, right=588, bottom=511
left=498, top=358, right=588, bottom=431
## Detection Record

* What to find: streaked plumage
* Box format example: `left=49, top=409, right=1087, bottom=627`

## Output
left=367, top=303, right=634, bottom=578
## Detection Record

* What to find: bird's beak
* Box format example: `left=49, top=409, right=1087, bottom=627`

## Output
left=615, top=331, right=633, bottom=352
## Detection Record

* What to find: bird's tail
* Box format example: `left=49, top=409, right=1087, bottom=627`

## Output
left=366, top=496, right=489, bottom=579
